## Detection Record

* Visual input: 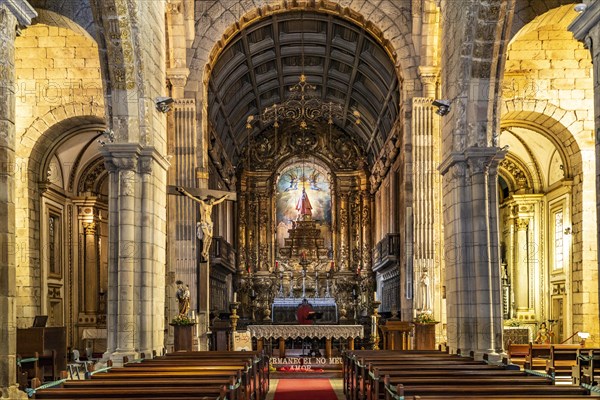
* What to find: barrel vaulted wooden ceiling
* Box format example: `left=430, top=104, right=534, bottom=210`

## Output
left=207, top=11, right=400, bottom=167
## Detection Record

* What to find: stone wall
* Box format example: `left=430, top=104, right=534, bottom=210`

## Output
left=13, top=10, right=104, bottom=324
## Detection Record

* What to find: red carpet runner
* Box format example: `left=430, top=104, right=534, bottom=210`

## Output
left=273, top=378, right=338, bottom=400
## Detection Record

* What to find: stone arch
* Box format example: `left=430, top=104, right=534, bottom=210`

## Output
left=501, top=102, right=587, bottom=318
left=14, top=114, right=105, bottom=321
left=501, top=99, right=582, bottom=177
left=511, top=0, right=578, bottom=41
left=19, top=103, right=105, bottom=152
left=199, top=0, right=419, bottom=86
left=189, top=1, right=421, bottom=143
left=27, top=0, right=98, bottom=39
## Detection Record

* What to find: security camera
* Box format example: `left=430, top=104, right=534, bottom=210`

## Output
left=574, top=3, right=587, bottom=12
left=155, top=96, right=174, bottom=113
left=432, top=99, right=450, bottom=116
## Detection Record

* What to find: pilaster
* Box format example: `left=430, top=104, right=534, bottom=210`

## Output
left=0, top=1, right=36, bottom=398
left=411, top=97, right=443, bottom=329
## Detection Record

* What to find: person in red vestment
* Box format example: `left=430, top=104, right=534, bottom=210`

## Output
left=296, top=298, right=315, bottom=325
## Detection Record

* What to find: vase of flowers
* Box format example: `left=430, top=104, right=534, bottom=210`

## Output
left=170, top=315, right=196, bottom=351
left=412, top=312, right=438, bottom=350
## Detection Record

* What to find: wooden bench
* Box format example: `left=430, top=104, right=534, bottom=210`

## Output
left=546, top=345, right=582, bottom=377
left=344, top=350, right=506, bottom=400
left=385, top=382, right=589, bottom=400
left=524, top=343, right=581, bottom=372
left=504, top=343, right=529, bottom=367
left=33, top=351, right=268, bottom=400
left=343, top=349, right=465, bottom=399
left=344, top=349, right=591, bottom=400
left=580, top=349, right=600, bottom=386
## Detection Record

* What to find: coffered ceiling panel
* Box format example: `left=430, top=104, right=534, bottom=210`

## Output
left=208, top=11, right=400, bottom=167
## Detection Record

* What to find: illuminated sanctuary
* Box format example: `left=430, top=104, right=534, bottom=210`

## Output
left=3, top=0, right=600, bottom=397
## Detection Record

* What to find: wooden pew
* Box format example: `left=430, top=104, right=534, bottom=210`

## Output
left=344, top=350, right=504, bottom=400
left=578, top=348, right=600, bottom=385
left=546, top=345, right=582, bottom=377
left=345, top=349, right=591, bottom=400
left=34, top=351, right=267, bottom=400
left=504, top=343, right=529, bottom=368
left=344, top=349, right=467, bottom=399
left=34, top=386, right=228, bottom=399
left=524, top=343, right=581, bottom=372
left=386, top=382, right=589, bottom=400
left=160, top=350, right=269, bottom=400
left=123, top=357, right=258, bottom=400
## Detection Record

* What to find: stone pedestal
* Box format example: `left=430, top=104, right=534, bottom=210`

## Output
left=172, top=324, right=195, bottom=352
left=413, top=323, right=437, bottom=350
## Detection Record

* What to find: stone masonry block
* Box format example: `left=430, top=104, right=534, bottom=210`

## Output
left=15, top=36, right=38, bottom=48
left=46, top=47, right=75, bottom=59
left=38, top=36, right=66, bottom=48
left=17, top=48, right=46, bottom=59
left=542, top=40, right=578, bottom=50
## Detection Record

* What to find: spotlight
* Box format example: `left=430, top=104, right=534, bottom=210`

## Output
left=155, top=96, right=174, bottom=113
left=574, top=3, right=587, bottom=12
left=432, top=99, right=450, bottom=116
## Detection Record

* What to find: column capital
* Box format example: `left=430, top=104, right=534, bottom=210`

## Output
left=516, top=218, right=530, bottom=231
left=167, top=67, right=190, bottom=90
left=82, top=221, right=97, bottom=235
left=0, top=0, right=37, bottom=28
left=440, top=146, right=507, bottom=176
left=100, top=144, right=170, bottom=173
left=418, top=66, right=440, bottom=85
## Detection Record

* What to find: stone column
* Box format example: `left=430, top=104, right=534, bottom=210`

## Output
left=0, top=2, right=36, bottom=398
left=514, top=218, right=530, bottom=315
left=440, top=147, right=506, bottom=359
left=82, top=221, right=100, bottom=315
left=101, top=145, right=169, bottom=363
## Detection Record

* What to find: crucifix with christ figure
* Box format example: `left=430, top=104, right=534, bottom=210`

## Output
left=169, top=186, right=236, bottom=261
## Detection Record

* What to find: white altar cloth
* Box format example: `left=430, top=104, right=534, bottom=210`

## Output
left=247, top=324, right=364, bottom=340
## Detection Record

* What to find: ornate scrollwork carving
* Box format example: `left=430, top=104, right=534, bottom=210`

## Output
left=244, top=123, right=366, bottom=171
left=500, top=158, right=530, bottom=191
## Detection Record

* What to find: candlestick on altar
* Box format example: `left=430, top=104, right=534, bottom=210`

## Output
left=230, top=300, right=240, bottom=349
left=370, top=299, right=381, bottom=350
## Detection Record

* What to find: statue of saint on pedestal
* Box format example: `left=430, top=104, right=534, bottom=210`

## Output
left=176, top=280, right=190, bottom=316
left=418, top=269, right=431, bottom=311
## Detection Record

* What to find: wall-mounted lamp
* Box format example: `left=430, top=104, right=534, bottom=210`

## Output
left=432, top=99, right=451, bottom=116
left=574, top=3, right=587, bottom=13
left=155, top=96, right=174, bottom=113
left=577, top=331, right=590, bottom=345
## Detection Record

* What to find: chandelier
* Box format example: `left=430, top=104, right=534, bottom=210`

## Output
left=246, top=74, right=361, bottom=131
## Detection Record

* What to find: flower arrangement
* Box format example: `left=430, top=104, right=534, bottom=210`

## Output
left=171, top=314, right=195, bottom=326
left=414, top=312, right=436, bottom=324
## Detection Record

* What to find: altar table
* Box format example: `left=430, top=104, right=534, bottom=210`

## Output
left=247, top=324, right=364, bottom=358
